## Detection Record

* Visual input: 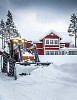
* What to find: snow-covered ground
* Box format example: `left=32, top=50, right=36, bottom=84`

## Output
left=0, top=55, right=77, bottom=100
left=39, top=55, right=77, bottom=65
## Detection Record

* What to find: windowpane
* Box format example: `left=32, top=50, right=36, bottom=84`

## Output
left=54, top=40, right=58, bottom=44
left=50, top=40, right=53, bottom=44
left=60, top=44, right=65, bottom=48
left=55, top=51, right=58, bottom=55
left=46, top=51, right=50, bottom=55
left=50, top=51, right=54, bottom=55
left=69, top=51, right=77, bottom=55
left=62, top=51, right=65, bottom=55
left=46, top=40, right=49, bottom=44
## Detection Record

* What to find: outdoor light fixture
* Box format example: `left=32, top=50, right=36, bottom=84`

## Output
left=13, top=39, right=18, bottom=43
left=12, top=38, right=27, bottom=44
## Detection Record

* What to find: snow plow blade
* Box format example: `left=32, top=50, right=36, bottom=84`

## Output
left=16, top=61, right=51, bottom=66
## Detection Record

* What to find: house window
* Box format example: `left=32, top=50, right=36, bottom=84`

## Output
left=46, top=39, right=49, bottom=44
left=50, top=51, right=54, bottom=55
left=69, top=51, right=77, bottom=55
left=54, top=40, right=58, bottom=44
left=45, top=50, right=59, bottom=55
left=45, top=39, right=59, bottom=45
left=46, top=51, right=50, bottom=55
left=60, top=44, right=65, bottom=48
left=62, top=51, right=65, bottom=55
left=55, top=51, right=58, bottom=55
left=50, top=40, right=53, bottom=44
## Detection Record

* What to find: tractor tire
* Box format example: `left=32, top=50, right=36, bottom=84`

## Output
left=1, top=56, right=3, bottom=72
left=14, top=66, right=17, bottom=80
left=1, top=52, right=9, bottom=73
left=7, top=58, right=17, bottom=79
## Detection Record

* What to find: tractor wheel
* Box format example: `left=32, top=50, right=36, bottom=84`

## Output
left=7, top=60, right=10, bottom=75
left=7, top=58, right=17, bottom=78
left=1, top=52, right=9, bottom=73
left=1, top=56, right=3, bottom=72
left=14, top=66, right=17, bottom=80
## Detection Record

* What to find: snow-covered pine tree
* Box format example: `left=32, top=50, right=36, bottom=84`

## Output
left=5, top=10, right=19, bottom=42
left=0, top=19, right=6, bottom=48
left=68, top=13, right=77, bottom=47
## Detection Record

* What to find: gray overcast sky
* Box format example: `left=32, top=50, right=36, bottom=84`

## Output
left=0, top=0, right=77, bottom=40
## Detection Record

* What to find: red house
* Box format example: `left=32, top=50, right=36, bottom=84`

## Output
left=26, top=30, right=72, bottom=55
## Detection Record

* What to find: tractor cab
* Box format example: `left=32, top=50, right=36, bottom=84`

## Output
left=8, top=37, right=34, bottom=62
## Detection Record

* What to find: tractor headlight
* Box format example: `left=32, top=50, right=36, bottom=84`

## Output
left=13, top=39, right=18, bottom=43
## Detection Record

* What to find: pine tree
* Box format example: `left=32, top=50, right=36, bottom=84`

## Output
left=0, top=10, right=21, bottom=49
left=68, top=13, right=77, bottom=47
left=5, top=10, right=19, bottom=42
left=0, top=19, right=5, bottom=48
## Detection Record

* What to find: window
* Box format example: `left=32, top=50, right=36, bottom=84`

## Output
left=45, top=39, right=59, bottom=45
left=50, top=40, right=53, bottom=44
left=46, top=51, right=50, bottom=55
left=50, top=51, right=54, bottom=55
left=55, top=51, right=58, bottom=55
left=69, top=51, right=77, bottom=55
left=54, top=40, right=58, bottom=44
left=46, top=39, right=49, bottom=44
left=45, top=50, right=59, bottom=55
left=62, top=51, right=65, bottom=55
left=60, top=44, right=65, bottom=48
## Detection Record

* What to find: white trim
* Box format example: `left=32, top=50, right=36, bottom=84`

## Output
left=45, top=46, right=59, bottom=48
left=37, top=48, right=43, bottom=49
left=33, top=41, right=42, bottom=43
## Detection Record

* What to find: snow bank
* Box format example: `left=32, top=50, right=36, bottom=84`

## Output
left=0, top=55, right=77, bottom=100
left=57, top=63, right=77, bottom=75
left=39, top=55, right=77, bottom=65
left=0, top=63, right=77, bottom=100
left=17, top=63, right=77, bottom=100
left=15, top=64, right=38, bottom=78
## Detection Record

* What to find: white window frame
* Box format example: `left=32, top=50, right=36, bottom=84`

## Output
left=45, top=38, right=59, bottom=45
left=45, top=50, right=59, bottom=55
left=45, top=39, right=49, bottom=45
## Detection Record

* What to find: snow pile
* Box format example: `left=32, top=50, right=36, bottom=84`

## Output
left=0, top=62, right=77, bottom=100
left=15, top=64, right=38, bottom=78
left=57, top=63, right=77, bottom=75
left=23, top=52, right=34, bottom=56
left=29, top=64, right=68, bottom=82
left=17, top=63, right=77, bottom=100
left=39, top=55, right=77, bottom=65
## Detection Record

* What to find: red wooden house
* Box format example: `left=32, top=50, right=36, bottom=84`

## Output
left=26, top=30, right=72, bottom=55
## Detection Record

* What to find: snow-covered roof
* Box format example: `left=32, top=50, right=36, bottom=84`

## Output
left=23, top=29, right=73, bottom=43
left=40, top=29, right=61, bottom=40
left=40, top=29, right=72, bottom=43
